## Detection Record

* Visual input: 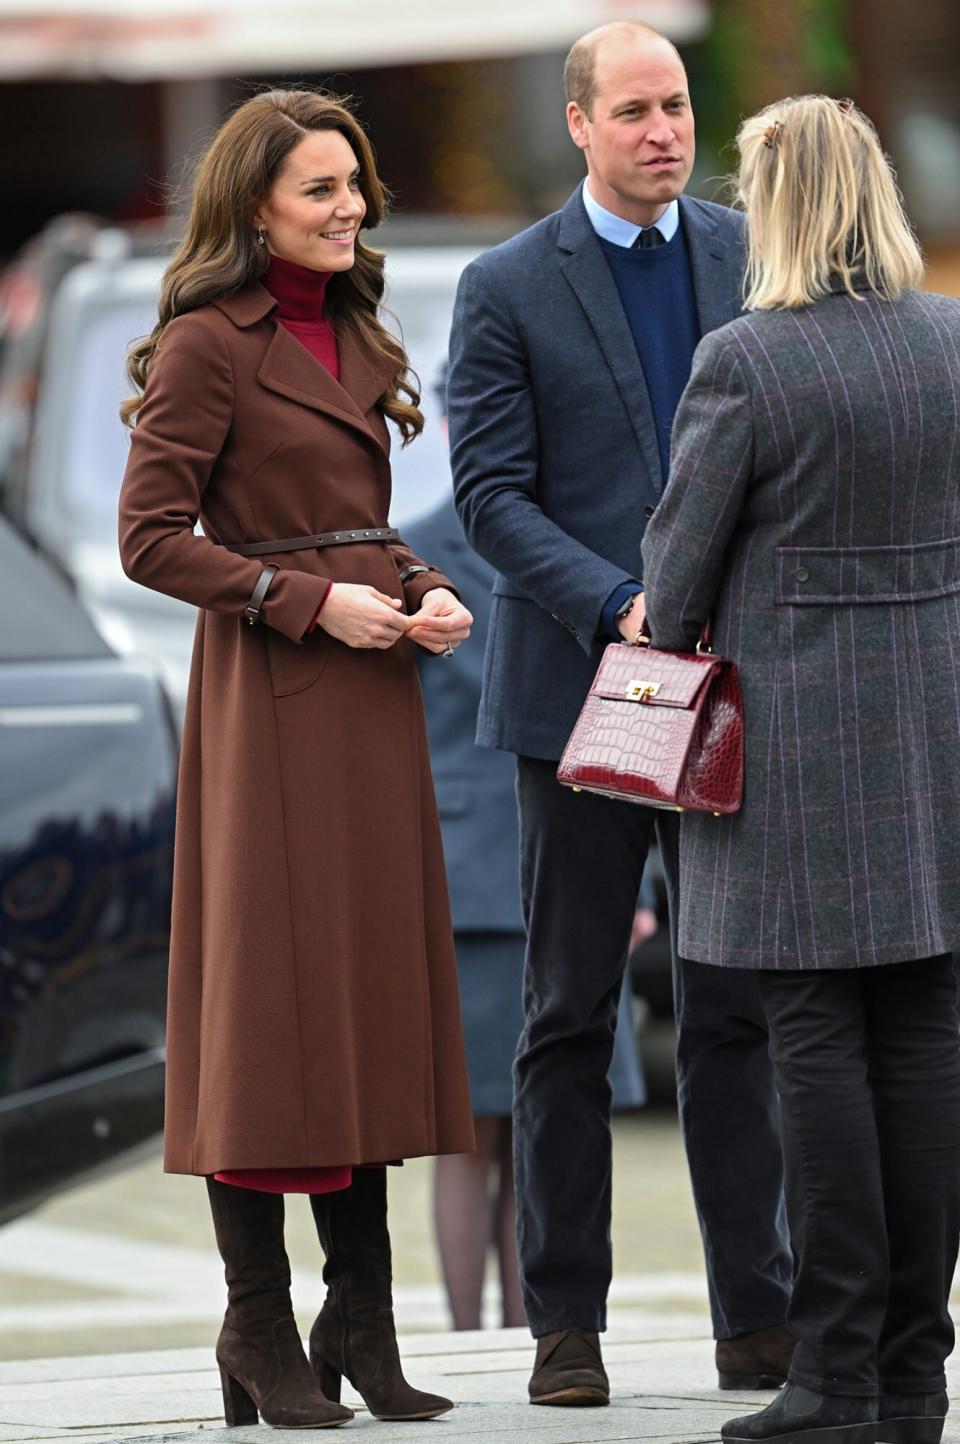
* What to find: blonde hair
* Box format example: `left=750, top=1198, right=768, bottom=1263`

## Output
left=735, top=94, right=923, bottom=311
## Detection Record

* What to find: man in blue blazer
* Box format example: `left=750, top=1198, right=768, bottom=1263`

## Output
left=448, top=20, right=792, bottom=1404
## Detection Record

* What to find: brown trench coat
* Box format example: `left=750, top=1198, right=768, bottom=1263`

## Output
left=118, top=281, right=475, bottom=1174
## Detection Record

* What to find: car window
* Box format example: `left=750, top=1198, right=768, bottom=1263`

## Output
left=0, top=515, right=111, bottom=661
left=61, top=300, right=153, bottom=536
left=381, top=271, right=461, bottom=528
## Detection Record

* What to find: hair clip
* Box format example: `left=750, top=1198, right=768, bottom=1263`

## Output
left=837, top=98, right=853, bottom=113
left=763, top=121, right=783, bottom=150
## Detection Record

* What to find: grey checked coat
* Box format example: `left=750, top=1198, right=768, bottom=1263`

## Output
left=642, top=279, right=960, bottom=970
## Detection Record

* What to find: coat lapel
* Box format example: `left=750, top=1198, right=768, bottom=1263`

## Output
left=214, top=283, right=393, bottom=455
left=257, top=324, right=393, bottom=455
left=336, top=327, right=399, bottom=429
left=557, top=189, right=664, bottom=493
left=680, top=195, right=745, bottom=337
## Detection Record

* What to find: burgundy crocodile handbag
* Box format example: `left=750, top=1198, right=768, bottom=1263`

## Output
left=556, top=637, right=743, bottom=814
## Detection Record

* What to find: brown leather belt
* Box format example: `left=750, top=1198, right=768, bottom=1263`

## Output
left=225, top=526, right=401, bottom=558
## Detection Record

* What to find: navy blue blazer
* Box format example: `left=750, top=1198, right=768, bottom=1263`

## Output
left=407, top=496, right=523, bottom=933
left=447, top=186, right=746, bottom=760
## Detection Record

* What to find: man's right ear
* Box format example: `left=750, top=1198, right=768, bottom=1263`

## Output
left=566, top=101, right=590, bottom=152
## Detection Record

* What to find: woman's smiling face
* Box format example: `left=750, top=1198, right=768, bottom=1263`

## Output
left=254, top=129, right=366, bottom=271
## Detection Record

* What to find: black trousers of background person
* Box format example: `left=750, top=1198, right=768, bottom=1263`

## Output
left=514, top=756, right=792, bottom=1338
left=759, top=955, right=960, bottom=1397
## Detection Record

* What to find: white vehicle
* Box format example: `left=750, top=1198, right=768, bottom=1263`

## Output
left=20, top=240, right=481, bottom=720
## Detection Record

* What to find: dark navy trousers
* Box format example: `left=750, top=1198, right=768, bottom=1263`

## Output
left=513, top=755, right=792, bottom=1338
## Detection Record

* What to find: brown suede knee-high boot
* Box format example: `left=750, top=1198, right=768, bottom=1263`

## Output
left=308, top=1168, right=453, bottom=1421
left=206, top=1178, right=353, bottom=1429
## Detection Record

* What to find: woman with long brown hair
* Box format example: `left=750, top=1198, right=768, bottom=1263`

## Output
left=119, top=89, right=475, bottom=1430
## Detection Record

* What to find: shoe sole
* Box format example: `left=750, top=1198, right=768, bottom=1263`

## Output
left=370, top=1405, right=455, bottom=1421
left=530, top=1387, right=610, bottom=1407
left=877, top=1421, right=945, bottom=1444
left=267, top=1419, right=352, bottom=1429
left=722, top=1424, right=877, bottom=1444
left=720, top=1372, right=789, bottom=1390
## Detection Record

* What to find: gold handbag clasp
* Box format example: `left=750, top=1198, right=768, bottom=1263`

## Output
left=626, top=680, right=660, bottom=701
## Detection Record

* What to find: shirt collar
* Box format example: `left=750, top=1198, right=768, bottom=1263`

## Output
left=581, top=179, right=679, bottom=248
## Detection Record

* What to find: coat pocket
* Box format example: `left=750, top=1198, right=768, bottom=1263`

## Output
left=265, top=625, right=331, bottom=697
left=775, top=537, right=960, bottom=606
left=435, top=780, right=471, bottom=820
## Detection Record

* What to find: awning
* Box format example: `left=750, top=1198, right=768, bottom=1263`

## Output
left=0, top=0, right=710, bottom=80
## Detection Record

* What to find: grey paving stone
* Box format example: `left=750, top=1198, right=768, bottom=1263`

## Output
left=0, top=1428, right=67, bottom=1442
left=0, top=1353, right=210, bottom=1387
left=3, top=1329, right=960, bottom=1444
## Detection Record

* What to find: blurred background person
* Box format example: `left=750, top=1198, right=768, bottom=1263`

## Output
left=408, top=363, right=646, bottom=1333
left=643, top=94, right=960, bottom=1444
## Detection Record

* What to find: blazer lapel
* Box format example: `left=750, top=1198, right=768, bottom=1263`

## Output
left=680, top=195, right=745, bottom=337
left=557, top=189, right=664, bottom=493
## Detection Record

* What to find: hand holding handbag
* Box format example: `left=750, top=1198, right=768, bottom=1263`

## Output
left=556, top=624, right=744, bottom=814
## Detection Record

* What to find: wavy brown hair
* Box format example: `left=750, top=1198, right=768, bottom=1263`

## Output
left=122, top=88, right=423, bottom=441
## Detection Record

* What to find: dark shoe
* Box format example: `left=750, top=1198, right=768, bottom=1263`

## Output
left=308, top=1168, right=453, bottom=1421
left=877, top=1391, right=948, bottom=1444
left=717, top=1325, right=797, bottom=1390
left=206, top=1178, right=353, bottom=1429
left=722, top=1383, right=878, bottom=1444
left=528, top=1329, right=609, bottom=1406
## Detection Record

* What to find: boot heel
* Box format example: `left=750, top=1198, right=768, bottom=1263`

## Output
left=719, top=1371, right=787, bottom=1390
left=879, top=1421, right=945, bottom=1444
left=219, top=1366, right=258, bottom=1427
left=312, top=1354, right=342, bottom=1404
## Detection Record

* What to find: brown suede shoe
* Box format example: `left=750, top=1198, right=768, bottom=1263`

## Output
left=716, top=1324, right=796, bottom=1390
left=528, top=1329, right=609, bottom=1406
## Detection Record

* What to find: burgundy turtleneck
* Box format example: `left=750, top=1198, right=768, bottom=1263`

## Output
left=262, top=253, right=340, bottom=379
left=213, top=252, right=351, bottom=1198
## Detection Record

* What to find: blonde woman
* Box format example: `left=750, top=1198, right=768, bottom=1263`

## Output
left=642, top=96, right=960, bottom=1444
left=118, top=89, right=474, bottom=1429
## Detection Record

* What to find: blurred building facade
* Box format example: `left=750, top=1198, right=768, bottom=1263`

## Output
left=1, top=0, right=958, bottom=288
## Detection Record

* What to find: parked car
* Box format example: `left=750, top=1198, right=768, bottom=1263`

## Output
left=0, top=217, right=499, bottom=717
left=0, top=213, right=175, bottom=518
left=0, top=513, right=177, bottom=1223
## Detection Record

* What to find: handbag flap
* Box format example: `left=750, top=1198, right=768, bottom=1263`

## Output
left=590, top=643, right=719, bottom=709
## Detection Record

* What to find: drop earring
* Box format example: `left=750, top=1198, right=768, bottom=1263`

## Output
left=257, top=226, right=265, bottom=246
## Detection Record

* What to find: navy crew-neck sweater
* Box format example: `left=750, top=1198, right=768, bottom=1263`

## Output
left=598, top=222, right=701, bottom=485
left=596, top=220, right=702, bottom=637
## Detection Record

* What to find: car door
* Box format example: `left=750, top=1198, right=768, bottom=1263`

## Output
left=0, top=516, right=177, bottom=1222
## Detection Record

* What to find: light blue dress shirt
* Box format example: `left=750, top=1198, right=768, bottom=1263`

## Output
left=581, top=179, right=679, bottom=248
